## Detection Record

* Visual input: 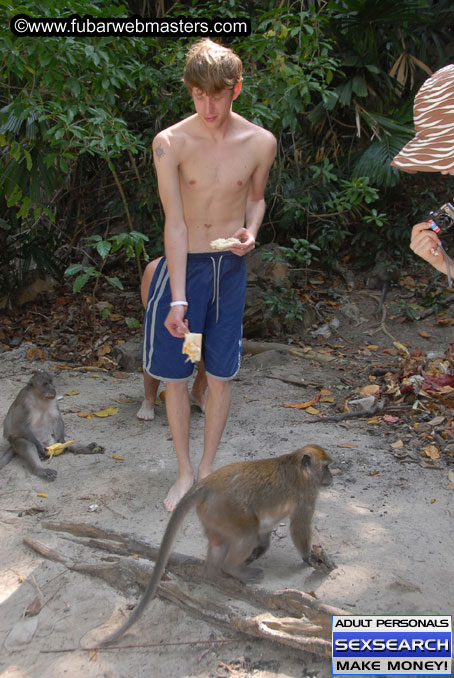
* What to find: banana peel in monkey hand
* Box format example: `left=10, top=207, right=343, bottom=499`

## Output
left=46, top=440, right=75, bottom=459
left=46, top=441, right=105, bottom=460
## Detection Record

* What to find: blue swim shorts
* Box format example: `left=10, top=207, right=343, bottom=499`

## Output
left=143, top=251, right=246, bottom=381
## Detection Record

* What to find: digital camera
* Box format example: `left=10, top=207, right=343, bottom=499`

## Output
left=427, top=202, right=454, bottom=233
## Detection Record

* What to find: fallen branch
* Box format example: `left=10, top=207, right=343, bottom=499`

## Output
left=25, top=536, right=332, bottom=655
left=367, top=303, right=398, bottom=342
left=417, top=294, right=454, bottom=319
left=24, top=522, right=347, bottom=657
left=41, top=521, right=342, bottom=618
left=41, top=637, right=240, bottom=653
left=264, top=375, right=322, bottom=389
left=160, top=580, right=333, bottom=656
left=307, top=403, right=380, bottom=424
left=243, top=340, right=301, bottom=354
left=242, top=340, right=334, bottom=363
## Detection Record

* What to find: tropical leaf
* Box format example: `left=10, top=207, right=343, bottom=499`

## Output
left=353, top=133, right=412, bottom=187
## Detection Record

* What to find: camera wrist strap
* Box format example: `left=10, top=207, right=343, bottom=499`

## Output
left=438, top=242, right=452, bottom=289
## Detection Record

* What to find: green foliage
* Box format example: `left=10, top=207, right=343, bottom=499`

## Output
left=237, top=6, right=339, bottom=136
left=388, top=299, right=422, bottom=320
left=363, top=209, right=388, bottom=227
left=264, top=238, right=320, bottom=270
left=245, top=0, right=453, bottom=275
left=87, top=232, right=149, bottom=262
left=125, top=316, right=141, bottom=329
left=272, top=168, right=386, bottom=268
left=351, top=109, right=415, bottom=187
left=306, top=0, right=453, bottom=187
left=1, top=1, right=151, bottom=217
left=64, top=230, right=149, bottom=293
left=419, top=289, right=453, bottom=314
left=1, top=0, right=453, bottom=306
left=0, top=0, right=161, bottom=294
left=264, top=284, right=306, bottom=323
left=328, top=176, right=379, bottom=211
left=65, top=262, right=123, bottom=294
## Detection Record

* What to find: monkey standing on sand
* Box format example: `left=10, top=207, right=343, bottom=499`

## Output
left=1, top=370, right=93, bottom=480
left=102, top=444, right=332, bottom=646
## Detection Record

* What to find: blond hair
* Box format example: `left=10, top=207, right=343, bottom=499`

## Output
left=183, top=39, right=243, bottom=94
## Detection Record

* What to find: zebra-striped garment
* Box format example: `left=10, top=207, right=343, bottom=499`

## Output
left=391, top=63, right=454, bottom=173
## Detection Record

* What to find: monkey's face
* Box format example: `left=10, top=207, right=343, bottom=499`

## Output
left=300, top=445, right=333, bottom=487
left=41, top=385, right=57, bottom=399
left=320, top=461, right=333, bottom=487
left=31, top=371, right=57, bottom=399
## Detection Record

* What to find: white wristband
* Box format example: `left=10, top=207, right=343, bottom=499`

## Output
left=170, top=301, right=188, bottom=307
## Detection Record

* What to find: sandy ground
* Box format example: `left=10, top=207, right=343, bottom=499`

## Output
left=1, top=300, right=453, bottom=678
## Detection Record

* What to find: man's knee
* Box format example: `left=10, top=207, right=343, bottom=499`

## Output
left=207, top=377, right=231, bottom=397
left=166, top=380, right=189, bottom=395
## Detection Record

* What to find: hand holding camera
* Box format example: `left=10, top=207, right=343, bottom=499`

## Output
left=390, top=64, right=454, bottom=286
left=410, top=203, right=454, bottom=285
left=427, top=201, right=454, bottom=234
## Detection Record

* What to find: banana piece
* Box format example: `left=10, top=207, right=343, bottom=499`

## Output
left=46, top=440, right=75, bottom=459
left=182, top=333, right=202, bottom=363
left=210, top=237, right=241, bottom=250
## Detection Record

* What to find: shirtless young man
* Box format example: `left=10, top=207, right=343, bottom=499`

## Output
left=143, top=39, right=276, bottom=511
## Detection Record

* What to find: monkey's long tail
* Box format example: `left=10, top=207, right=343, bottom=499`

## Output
left=0, top=447, right=14, bottom=470
left=100, top=483, right=207, bottom=647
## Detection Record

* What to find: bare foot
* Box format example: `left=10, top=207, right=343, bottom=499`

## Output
left=190, top=389, right=207, bottom=413
left=163, top=473, right=194, bottom=512
left=136, top=399, right=155, bottom=420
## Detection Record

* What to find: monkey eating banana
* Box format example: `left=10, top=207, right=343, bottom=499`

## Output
left=1, top=370, right=100, bottom=480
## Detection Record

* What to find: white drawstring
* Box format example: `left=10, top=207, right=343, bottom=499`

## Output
left=210, top=257, right=216, bottom=304
left=216, top=255, right=223, bottom=322
left=209, top=255, right=224, bottom=323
